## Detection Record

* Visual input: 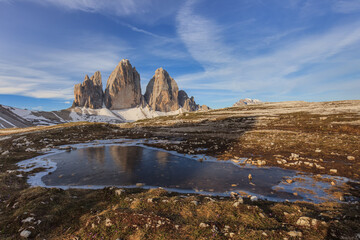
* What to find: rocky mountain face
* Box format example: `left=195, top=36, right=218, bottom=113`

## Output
left=73, top=71, right=103, bottom=109
left=104, top=59, right=142, bottom=110
left=178, top=90, right=198, bottom=112
left=233, top=98, right=262, bottom=107
left=144, top=68, right=180, bottom=112
left=71, top=59, right=206, bottom=113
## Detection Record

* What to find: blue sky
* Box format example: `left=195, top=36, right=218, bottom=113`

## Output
left=0, top=0, right=359, bottom=111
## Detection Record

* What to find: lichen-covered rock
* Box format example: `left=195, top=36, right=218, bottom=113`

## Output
left=72, top=71, right=103, bottom=109
left=104, top=59, right=142, bottom=110
left=144, top=68, right=179, bottom=112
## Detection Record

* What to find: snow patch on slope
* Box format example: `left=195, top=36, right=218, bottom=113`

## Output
left=113, top=106, right=185, bottom=122
left=233, top=98, right=262, bottom=107
left=70, top=106, right=186, bottom=123
left=4, top=106, right=49, bottom=124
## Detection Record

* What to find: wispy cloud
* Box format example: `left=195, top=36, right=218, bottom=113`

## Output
left=176, top=0, right=360, bottom=102
left=0, top=35, right=131, bottom=99
left=332, top=0, right=360, bottom=13
left=28, top=0, right=144, bottom=16
left=23, top=0, right=181, bottom=24
left=176, top=0, right=235, bottom=66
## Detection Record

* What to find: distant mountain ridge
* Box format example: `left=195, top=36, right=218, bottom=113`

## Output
left=233, top=98, right=262, bottom=107
left=0, top=59, right=209, bottom=129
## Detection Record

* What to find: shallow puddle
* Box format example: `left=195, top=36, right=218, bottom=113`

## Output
left=18, top=139, right=349, bottom=203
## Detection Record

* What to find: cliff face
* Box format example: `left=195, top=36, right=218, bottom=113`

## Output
left=104, top=59, right=142, bottom=110
left=144, top=68, right=180, bottom=112
left=178, top=90, right=199, bottom=111
left=72, top=59, right=204, bottom=113
left=72, top=71, right=103, bottom=109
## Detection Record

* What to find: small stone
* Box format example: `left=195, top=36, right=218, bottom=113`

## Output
left=20, top=230, right=31, bottom=238
left=330, top=169, right=337, bottom=173
left=250, top=196, right=258, bottom=201
left=136, top=183, right=144, bottom=187
left=175, top=225, right=180, bottom=230
left=115, top=189, right=125, bottom=196
left=311, top=219, right=318, bottom=226
left=105, top=218, right=112, bottom=227
left=233, top=201, right=241, bottom=207
left=21, top=217, right=35, bottom=223
left=315, top=149, right=321, bottom=153
left=347, top=156, right=355, bottom=161
left=199, top=222, right=209, bottom=228
left=191, top=200, right=199, bottom=206
left=147, top=198, right=154, bottom=203
left=296, top=216, right=311, bottom=227
left=288, top=231, right=302, bottom=237
left=41, top=148, right=51, bottom=152
left=259, top=213, right=265, bottom=218
left=331, top=181, right=336, bottom=186
left=229, top=232, right=235, bottom=238
left=262, top=232, right=268, bottom=237
left=286, top=179, right=293, bottom=184
left=1, top=150, right=9, bottom=155
left=230, top=192, right=238, bottom=198
left=248, top=174, right=252, bottom=180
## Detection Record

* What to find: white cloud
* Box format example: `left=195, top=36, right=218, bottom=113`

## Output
left=24, top=0, right=181, bottom=24
left=332, top=0, right=360, bottom=13
left=176, top=0, right=235, bottom=66
left=0, top=35, right=131, bottom=99
left=175, top=0, right=360, bottom=101
left=29, top=0, right=144, bottom=16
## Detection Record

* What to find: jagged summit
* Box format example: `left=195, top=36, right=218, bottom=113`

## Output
left=104, top=59, right=142, bottom=110
left=144, top=68, right=180, bottom=112
left=72, top=71, right=103, bottom=109
left=71, top=59, right=206, bottom=114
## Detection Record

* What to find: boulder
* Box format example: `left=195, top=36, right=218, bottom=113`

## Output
left=73, top=71, right=104, bottom=109
left=296, top=216, right=311, bottom=227
left=144, top=68, right=179, bottom=112
left=104, top=59, right=142, bottom=110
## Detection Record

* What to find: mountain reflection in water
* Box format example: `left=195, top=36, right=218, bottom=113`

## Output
left=42, top=145, right=302, bottom=200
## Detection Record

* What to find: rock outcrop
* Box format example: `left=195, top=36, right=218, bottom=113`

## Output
left=104, top=59, right=142, bottom=110
left=73, top=71, right=103, bottom=109
left=71, top=59, right=203, bottom=113
left=144, top=68, right=180, bottom=112
left=178, top=90, right=198, bottom=111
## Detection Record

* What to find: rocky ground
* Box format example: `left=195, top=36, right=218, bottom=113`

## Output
left=0, top=100, right=359, bottom=239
